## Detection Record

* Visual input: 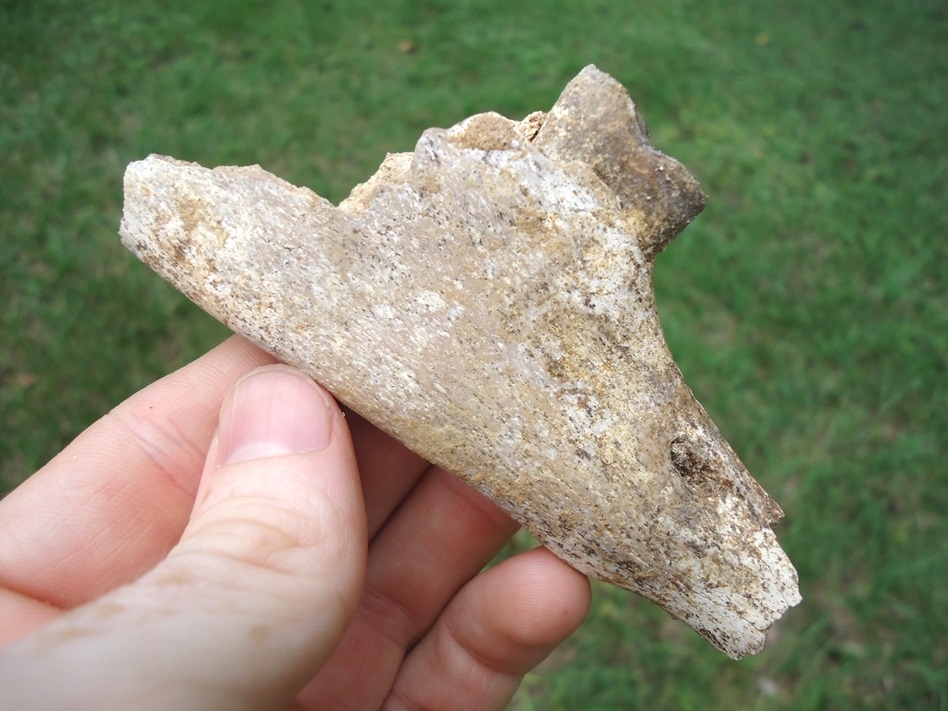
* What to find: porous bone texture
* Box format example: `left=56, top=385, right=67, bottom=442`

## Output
left=120, top=65, right=800, bottom=658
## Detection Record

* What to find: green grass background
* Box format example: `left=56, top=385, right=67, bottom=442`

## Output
left=2, top=0, right=945, bottom=708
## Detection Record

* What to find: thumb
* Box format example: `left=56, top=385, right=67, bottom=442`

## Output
left=0, top=365, right=367, bottom=711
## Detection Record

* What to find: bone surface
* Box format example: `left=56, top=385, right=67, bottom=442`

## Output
left=120, top=65, right=800, bottom=658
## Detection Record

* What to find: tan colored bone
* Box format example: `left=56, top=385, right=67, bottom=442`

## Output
left=119, top=65, right=800, bottom=658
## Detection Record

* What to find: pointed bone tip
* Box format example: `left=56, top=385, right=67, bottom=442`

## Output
left=565, top=65, right=644, bottom=127
left=574, top=63, right=616, bottom=86
left=537, top=66, right=707, bottom=259
left=559, top=65, right=634, bottom=120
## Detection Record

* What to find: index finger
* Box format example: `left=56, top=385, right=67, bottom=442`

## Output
left=0, top=335, right=277, bottom=609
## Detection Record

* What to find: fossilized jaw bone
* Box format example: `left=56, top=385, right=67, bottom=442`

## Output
left=120, top=65, right=800, bottom=658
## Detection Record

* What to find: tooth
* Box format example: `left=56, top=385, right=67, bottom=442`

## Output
left=119, top=64, right=800, bottom=658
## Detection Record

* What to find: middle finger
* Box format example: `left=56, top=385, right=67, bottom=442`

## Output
left=295, top=465, right=518, bottom=710
left=342, top=407, right=428, bottom=537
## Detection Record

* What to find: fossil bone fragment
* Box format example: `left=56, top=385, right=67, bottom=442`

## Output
left=119, top=65, right=800, bottom=658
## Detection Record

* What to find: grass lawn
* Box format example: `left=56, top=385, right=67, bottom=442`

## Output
left=2, top=0, right=945, bottom=708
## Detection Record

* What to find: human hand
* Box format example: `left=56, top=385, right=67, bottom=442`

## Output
left=0, top=336, right=590, bottom=710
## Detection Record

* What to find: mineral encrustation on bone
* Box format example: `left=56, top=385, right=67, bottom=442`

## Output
left=120, top=65, right=801, bottom=659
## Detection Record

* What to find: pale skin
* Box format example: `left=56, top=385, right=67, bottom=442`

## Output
left=0, top=336, right=591, bottom=710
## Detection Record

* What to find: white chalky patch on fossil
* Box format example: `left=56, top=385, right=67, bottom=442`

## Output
left=119, top=65, right=801, bottom=658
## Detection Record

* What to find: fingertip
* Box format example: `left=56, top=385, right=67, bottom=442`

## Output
left=216, top=365, right=338, bottom=466
left=385, top=546, right=590, bottom=710
left=186, top=363, right=366, bottom=586
left=483, top=546, right=591, bottom=651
